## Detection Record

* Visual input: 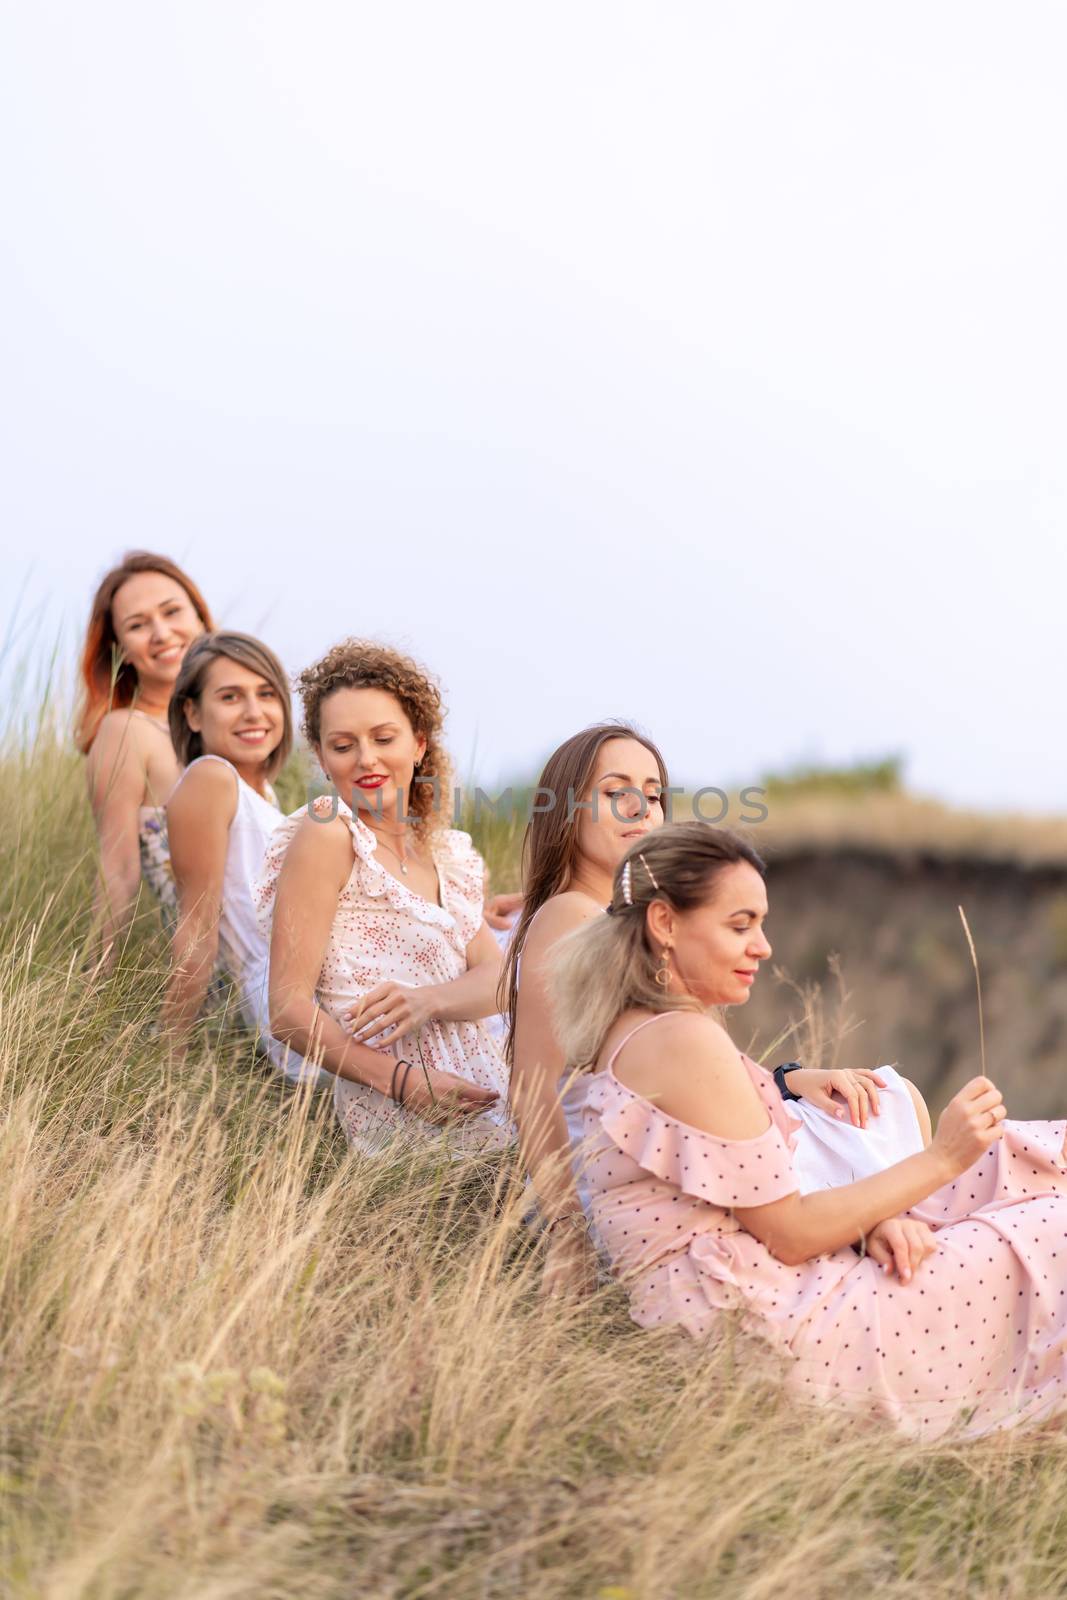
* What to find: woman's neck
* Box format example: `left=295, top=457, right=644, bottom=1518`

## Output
left=206, top=747, right=271, bottom=797
left=133, top=687, right=169, bottom=720
left=567, top=858, right=615, bottom=908
left=355, top=795, right=413, bottom=843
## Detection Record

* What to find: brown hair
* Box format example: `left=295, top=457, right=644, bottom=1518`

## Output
left=168, top=632, right=294, bottom=780
left=499, top=720, right=669, bottom=1064
left=549, top=822, right=766, bottom=1070
left=295, top=638, right=452, bottom=838
left=74, top=551, right=214, bottom=753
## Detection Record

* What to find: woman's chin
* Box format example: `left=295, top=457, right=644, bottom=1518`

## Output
left=723, top=983, right=753, bottom=1006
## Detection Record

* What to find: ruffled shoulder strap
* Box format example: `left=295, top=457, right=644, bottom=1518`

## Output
left=251, top=801, right=316, bottom=934
left=338, top=809, right=483, bottom=947
left=584, top=1023, right=798, bottom=1208
left=431, top=828, right=487, bottom=947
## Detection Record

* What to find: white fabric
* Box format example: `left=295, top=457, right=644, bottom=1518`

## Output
left=173, top=756, right=326, bottom=1086
left=255, top=798, right=511, bottom=1152
left=783, top=1065, right=925, bottom=1193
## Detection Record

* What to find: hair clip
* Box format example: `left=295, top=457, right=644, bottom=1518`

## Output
left=638, top=853, right=660, bottom=891
left=620, top=859, right=633, bottom=906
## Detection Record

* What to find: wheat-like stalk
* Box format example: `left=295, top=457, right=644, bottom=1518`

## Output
left=958, top=904, right=987, bottom=1079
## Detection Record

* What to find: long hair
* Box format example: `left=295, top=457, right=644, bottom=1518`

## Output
left=169, top=632, right=294, bottom=781
left=549, top=822, right=766, bottom=1071
left=74, top=551, right=214, bottom=753
left=499, top=720, right=668, bottom=1064
left=295, top=638, right=452, bottom=840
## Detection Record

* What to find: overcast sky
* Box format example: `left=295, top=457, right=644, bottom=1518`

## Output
left=2, top=3, right=1065, bottom=808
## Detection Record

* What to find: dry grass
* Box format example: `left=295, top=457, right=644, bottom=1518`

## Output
left=7, top=734, right=1067, bottom=1597
left=751, top=790, right=1067, bottom=867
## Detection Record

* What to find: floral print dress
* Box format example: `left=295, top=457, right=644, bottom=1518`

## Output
left=255, top=798, right=512, bottom=1154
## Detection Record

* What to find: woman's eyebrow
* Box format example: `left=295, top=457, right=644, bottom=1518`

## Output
left=596, top=770, right=661, bottom=785
left=117, top=592, right=184, bottom=623
left=729, top=907, right=764, bottom=918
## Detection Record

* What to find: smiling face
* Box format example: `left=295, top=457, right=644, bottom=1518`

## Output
left=111, top=571, right=204, bottom=694
left=647, top=860, right=772, bottom=1008
left=316, top=686, right=426, bottom=825
left=182, top=656, right=285, bottom=775
left=574, top=736, right=666, bottom=881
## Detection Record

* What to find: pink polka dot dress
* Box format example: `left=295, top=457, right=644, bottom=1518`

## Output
left=583, top=1013, right=1067, bottom=1440
left=256, top=798, right=512, bottom=1155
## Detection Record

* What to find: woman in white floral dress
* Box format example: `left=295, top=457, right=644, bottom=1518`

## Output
left=256, top=639, right=511, bottom=1154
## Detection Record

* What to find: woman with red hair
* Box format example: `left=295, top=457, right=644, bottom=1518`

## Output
left=76, top=551, right=213, bottom=967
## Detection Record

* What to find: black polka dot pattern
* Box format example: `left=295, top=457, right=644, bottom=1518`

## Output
left=583, top=1029, right=1067, bottom=1444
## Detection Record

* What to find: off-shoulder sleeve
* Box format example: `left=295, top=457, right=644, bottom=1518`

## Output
left=434, top=829, right=487, bottom=948
left=584, top=1072, right=798, bottom=1208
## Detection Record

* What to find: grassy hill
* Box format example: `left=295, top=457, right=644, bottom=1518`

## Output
left=6, top=735, right=1067, bottom=1597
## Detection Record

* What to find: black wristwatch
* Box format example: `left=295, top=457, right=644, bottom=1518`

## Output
left=773, top=1062, right=804, bottom=1102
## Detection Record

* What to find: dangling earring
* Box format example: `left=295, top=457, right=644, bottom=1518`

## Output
left=655, top=942, right=673, bottom=989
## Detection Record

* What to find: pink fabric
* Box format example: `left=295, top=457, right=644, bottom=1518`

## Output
left=582, top=1014, right=1067, bottom=1439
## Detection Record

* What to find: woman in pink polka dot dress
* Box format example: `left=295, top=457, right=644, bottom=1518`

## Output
left=550, top=821, right=1067, bottom=1441
left=256, top=640, right=511, bottom=1155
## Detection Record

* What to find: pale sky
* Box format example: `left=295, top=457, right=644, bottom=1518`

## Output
left=2, top=3, right=1065, bottom=808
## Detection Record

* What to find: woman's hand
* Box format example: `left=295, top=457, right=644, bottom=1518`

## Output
left=863, top=1217, right=938, bottom=1283
left=398, top=1063, right=500, bottom=1124
left=345, top=982, right=441, bottom=1047
left=786, top=1067, right=887, bottom=1128
left=931, top=1076, right=1007, bottom=1177
left=541, top=1224, right=600, bottom=1301
left=485, top=891, right=523, bottom=932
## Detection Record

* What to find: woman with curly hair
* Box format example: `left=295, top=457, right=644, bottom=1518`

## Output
left=76, top=551, right=214, bottom=967
left=256, top=639, right=510, bottom=1152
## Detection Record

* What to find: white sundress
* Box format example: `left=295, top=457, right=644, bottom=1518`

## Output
left=168, top=755, right=326, bottom=1086
left=254, top=797, right=512, bottom=1154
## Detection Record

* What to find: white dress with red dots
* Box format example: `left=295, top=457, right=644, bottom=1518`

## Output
left=255, top=798, right=512, bottom=1154
left=582, top=1012, right=1067, bottom=1440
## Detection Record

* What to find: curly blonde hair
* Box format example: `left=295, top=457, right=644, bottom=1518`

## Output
left=296, top=638, right=453, bottom=837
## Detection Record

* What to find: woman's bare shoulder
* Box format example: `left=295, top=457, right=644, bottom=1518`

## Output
left=168, top=758, right=238, bottom=819
left=610, top=1009, right=748, bottom=1100
left=87, top=708, right=155, bottom=763
left=281, top=808, right=354, bottom=880
left=527, top=889, right=603, bottom=943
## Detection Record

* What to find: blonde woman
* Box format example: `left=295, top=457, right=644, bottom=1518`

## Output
left=505, top=722, right=908, bottom=1299
left=550, top=822, right=1067, bottom=1440
left=257, top=640, right=509, bottom=1151
left=161, top=632, right=322, bottom=1083
left=76, top=552, right=214, bottom=965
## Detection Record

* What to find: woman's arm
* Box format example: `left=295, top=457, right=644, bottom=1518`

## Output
left=269, top=817, right=498, bottom=1118
left=621, top=1015, right=1005, bottom=1269
left=268, top=816, right=400, bottom=1092
left=430, top=921, right=502, bottom=1022
left=85, top=714, right=150, bottom=966
left=485, top=889, right=523, bottom=931
left=160, top=762, right=236, bottom=1047
left=347, top=921, right=503, bottom=1044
